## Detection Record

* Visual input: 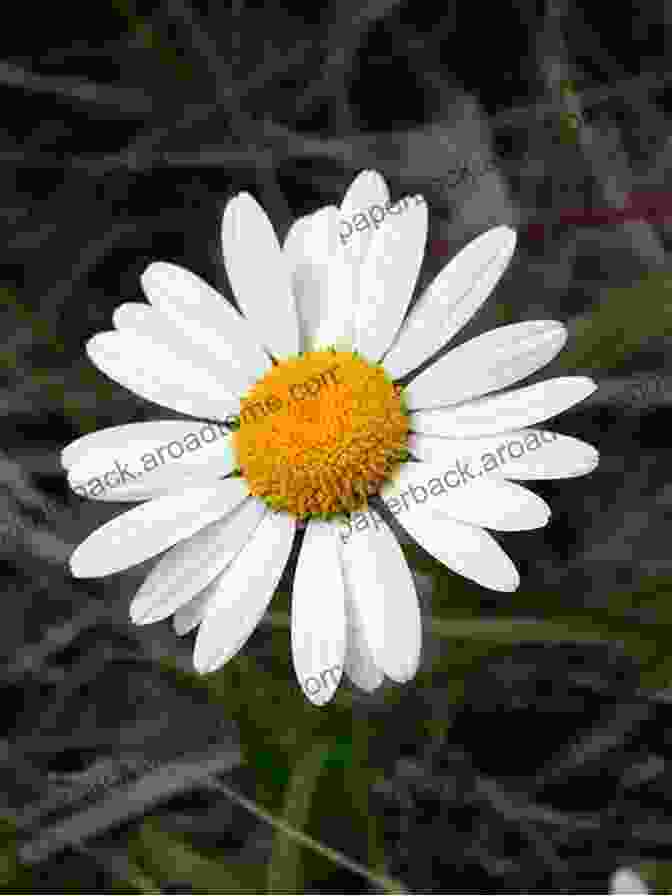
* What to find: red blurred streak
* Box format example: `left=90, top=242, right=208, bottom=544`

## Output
left=429, top=191, right=672, bottom=255
left=523, top=190, right=672, bottom=242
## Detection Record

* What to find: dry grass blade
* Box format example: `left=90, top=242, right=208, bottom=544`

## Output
left=18, top=747, right=241, bottom=864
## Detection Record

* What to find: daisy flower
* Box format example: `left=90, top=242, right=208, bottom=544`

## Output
left=63, top=170, right=599, bottom=706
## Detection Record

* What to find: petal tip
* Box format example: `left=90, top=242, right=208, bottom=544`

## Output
left=129, top=604, right=153, bottom=625
left=140, top=261, right=167, bottom=289
left=68, top=554, right=87, bottom=579
left=388, top=659, right=420, bottom=684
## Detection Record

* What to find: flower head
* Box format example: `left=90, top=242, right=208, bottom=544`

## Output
left=234, top=348, right=409, bottom=519
left=63, top=170, right=598, bottom=705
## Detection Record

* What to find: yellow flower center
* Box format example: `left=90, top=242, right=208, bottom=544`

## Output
left=232, top=349, right=409, bottom=519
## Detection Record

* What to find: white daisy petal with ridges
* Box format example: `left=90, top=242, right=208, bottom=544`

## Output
left=69, top=479, right=249, bottom=578
left=193, top=511, right=296, bottom=674
left=339, top=516, right=421, bottom=683
left=62, top=420, right=226, bottom=471
left=341, top=572, right=386, bottom=692
left=385, top=462, right=551, bottom=531
left=112, top=301, right=255, bottom=398
left=291, top=520, right=346, bottom=705
left=140, top=261, right=270, bottom=391
left=221, top=192, right=299, bottom=359
left=334, top=170, right=391, bottom=350
left=130, top=496, right=266, bottom=625
left=398, top=510, right=520, bottom=592
left=405, top=320, right=568, bottom=411
left=283, top=206, right=355, bottom=352
left=355, top=196, right=428, bottom=362
left=283, top=208, right=332, bottom=352
left=382, top=226, right=517, bottom=378
left=67, top=421, right=236, bottom=502
left=282, top=210, right=315, bottom=261
left=173, top=580, right=220, bottom=636
left=409, top=430, right=600, bottom=479
left=86, top=331, right=240, bottom=421
left=409, top=376, right=597, bottom=438
left=112, top=302, right=153, bottom=331
left=68, top=458, right=233, bottom=503
left=339, top=169, right=390, bottom=268
left=174, top=511, right=273, bottom=638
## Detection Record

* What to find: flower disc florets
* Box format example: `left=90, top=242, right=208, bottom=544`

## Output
left=232, top=348, right=409, bottom=520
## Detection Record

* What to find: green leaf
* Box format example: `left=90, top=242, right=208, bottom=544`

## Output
left=557, top=111, right=582, bottom=146
left=130, top=818, right=259, bottom=894
left=109, top=0, right=194, bottom=80
left=266, top=741, right=330, bottom=893
left=322, top=736, right=353, bottom=769
left=251, top=748, right=291, bottom=789
left=638, top=861, right=671, bottom=893
left=0, top=819, right=18, bottom=891
left=561, top=271, right=672, bottom=373
left=0, top=817, right=33, bottom=893
left=109, top=858, right=162, bottom=894
left=427, top=615, right=609, bottom=643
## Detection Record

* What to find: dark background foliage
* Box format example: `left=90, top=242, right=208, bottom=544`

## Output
left=1, top=0, right=672, bottom=892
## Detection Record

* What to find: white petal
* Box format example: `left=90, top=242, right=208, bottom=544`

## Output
left=67, top=422, right=235, bottom=502
left=339, top=170, right=390, bottom=268
left=68, top=462, right=230, bottom=503
left=283, top=206, right=354, bottom=352
left=282, top=212, right=327, bottom=353
left=338, top=515, right=421, bottom=682
left=383, top=226, right=517, bottom=378
left=291, top=520, right=346, bottom=705
left=112, top=301, right=254, bottom=397
left=62, top=420, right=223, bottom=470
left=342, top=589, right=385, bottom=692
left=405, top=320, right=567, bottom=410
left=86, top=331, right=240, bottom=421
left=221, top=193, right=299, bottom=359
left=390, top=502, right=520, bottom=592
left=112, top=302, right=150, bottom=330
left=193, top=511, right=296, bottom=673
left=336, top=513, right=384, bottom=691
left=409, top=430, right=600, bottom=479
left=409, top=377, right=597, bottom=438
left=609, top=869, right=649, bottom=894
left=173, top=587, right=214, bottom=635
left=355, top=197, right=428, bottom=362
left=175, top=500, right=279, bottom=635
left=69, top=479, right=249, bottom=578
left=384, top=462, right=550, bottom=531
left=141, top=262, right=271, bottom=392
left=130, top=497, right=265, bottom=625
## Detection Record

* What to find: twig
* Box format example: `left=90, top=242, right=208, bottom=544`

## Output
left=487, top=67, right=672, bottom=133
left=161, top=0, right=295, bottom=244
left=45, top=215, right=139, bottom=327
left=532, top=700, right=654, bottom=792
left=0, top=60, right=153, bottom=116
left=4, top=600, right=112, bottom=683
left=291, top=0, right=406, bottom=123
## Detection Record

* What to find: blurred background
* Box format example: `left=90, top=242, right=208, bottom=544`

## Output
left=1, top=0, right=672, bottom=892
